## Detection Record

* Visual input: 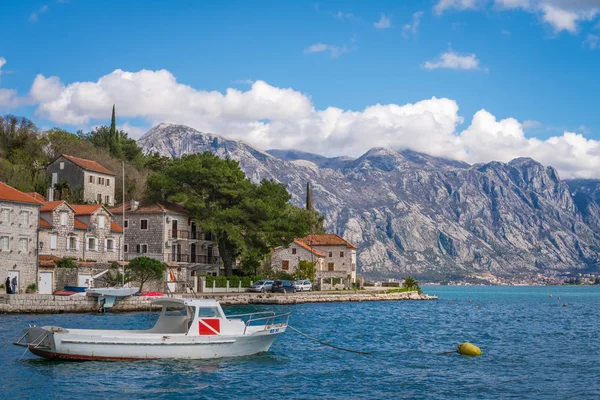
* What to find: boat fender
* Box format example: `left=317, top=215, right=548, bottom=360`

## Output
left=457, top=342, right=482, bottom=356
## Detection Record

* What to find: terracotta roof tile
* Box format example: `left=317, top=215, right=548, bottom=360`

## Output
left=39, top=254, right=61, bottom=261
left=74, top=217, right=90, bottom=229
left=109, top=201, right=188, bottom=215
left=39, top=217, right=52, bottom=228
left=26, top=192, right=46, bottom=203
left=40, top=200, right=66, bottom=212
left=71, top=204, right=103, bottom=215
left=111, top=221, right=123, bottom=232
left=0, top=182, right=43, bottom=205
left=299, top=234, right=357, bottom=249
left=293, top=239, right=326, bottom=257
left=61, top=154, right=115, bottom=175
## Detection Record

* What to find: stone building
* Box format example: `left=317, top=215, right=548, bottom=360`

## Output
left=271, top=234, right=357, bottom=289
left=0, top=182, right=41, bottom=293
left=37, top=201, right=123, bottom=293
left=47, top=154, right=116, bottom=206
left=110, top=201, right=221, bottom=292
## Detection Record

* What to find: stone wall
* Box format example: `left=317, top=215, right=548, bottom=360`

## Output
left=82, top=171, right=115, bottom=206
left=0, top=290, right=437, bottom=313
left=314, top=245, right=356, bottom=282
left=271, top=243, right=324, bottom=275
left=47, top=157, right=85, bottom=198
left=77, top=208, right=122, bottom=263
left=0, top=200, right=40, bottom=293
left=39, top=202, right=84, bottom=260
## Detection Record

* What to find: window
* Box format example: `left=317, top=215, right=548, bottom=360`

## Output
left=105, top=195, right=110, bottom=204
left=60, top=162, right=64, bottom=170
left=1, top=236, right=8, bottom=251
left=89, top=175, right=94, bottom=184
left=98, top=215, right=105, bottom=229
left=142, top=244, right=148, bottom=253
left=68, top=236, right=77, bottom=250
left=1, top=208, right=9, bottom=223
left=88, top=237, right=96, bottom=251
left=20, top=238, right=28, bottom=253
left=50, top=234, right=57, bottom=250
left=282, top=260, right=290, bottom=270
left=292, top=248, right=296, bottom=255
left=124, top=220, right=129, bottom=229
left=140, top=219, right=148, bottom=230
left=97, top=194, right=102, bottom=203
left=60, top=212, right=67, bottom=226
left=328, top=263, right=335, bottom=271
left=52, top=173, right=58, bottom=186
left=124, top=244, right=128, bottom=253
left=340, top=251, right=344, bottom=258
left=106, top=179, right=110, bottom=187
left=328, top=251, right=333, bottom=258
left=136, top=244, right=140, bottom=253
left=20, top=211, right=29, bottom=225
left=106, top=239, right=114, bottom=252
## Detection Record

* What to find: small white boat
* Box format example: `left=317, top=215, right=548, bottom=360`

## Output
left=14, top=298, right=289, bottom=361
left=86, top=287, right=139, bottom=297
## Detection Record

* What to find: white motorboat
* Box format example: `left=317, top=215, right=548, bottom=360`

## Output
left=86, top=287, right=139, bottom=297
left=15, top=298, right=290, bottom=361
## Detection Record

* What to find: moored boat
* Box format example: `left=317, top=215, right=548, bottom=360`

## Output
left=14, top=298, right=290, bottom=360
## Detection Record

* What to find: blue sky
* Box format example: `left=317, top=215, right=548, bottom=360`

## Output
left=1, top=0, right=600, bottom=177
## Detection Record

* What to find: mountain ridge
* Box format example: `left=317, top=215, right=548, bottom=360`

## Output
left=138, top=123, right=600, bottom=280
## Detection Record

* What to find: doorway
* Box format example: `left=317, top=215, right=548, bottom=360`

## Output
left=8, top=271, right=20, bottom=293
left=39, top=272, right=53, bottom=294
left=78, top=273, right=92, bottom=288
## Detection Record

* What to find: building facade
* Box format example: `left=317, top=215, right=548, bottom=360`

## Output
left=271, top=234, right=358, bottom=288
left=0, top=182, right=41, bottom=293
left=110, top=201, right=221, bottom=290
left=47, top=154, right=116, bottom=206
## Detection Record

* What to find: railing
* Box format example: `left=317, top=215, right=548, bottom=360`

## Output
left=170, top=253, right=189, bottom=262
left=170, top=230, right=190, bottom=240
left=226, top=311, right=291, bottom=334
left=190, top=255, right=220, bottom=264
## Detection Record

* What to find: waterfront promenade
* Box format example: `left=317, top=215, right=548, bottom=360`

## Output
left=0, top=290, right=436, bottom=313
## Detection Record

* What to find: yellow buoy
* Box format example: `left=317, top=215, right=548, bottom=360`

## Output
left=457, top=342, right=482, bottom=356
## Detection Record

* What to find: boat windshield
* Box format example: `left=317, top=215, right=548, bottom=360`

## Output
left=148, top=305, right=196, bottom=334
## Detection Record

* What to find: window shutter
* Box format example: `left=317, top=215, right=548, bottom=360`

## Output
left=86, top=238, right=89, bottom=251
left=104, top=239, right=108, bottom=252
left=136, top=244, right=140, bottom=253
left=76, top=237, right=80, bottom=250
left=50, top=235, right=57, bottom=250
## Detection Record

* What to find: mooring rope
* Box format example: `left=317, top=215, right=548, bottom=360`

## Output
left=287, top=325, right=372, bottom=355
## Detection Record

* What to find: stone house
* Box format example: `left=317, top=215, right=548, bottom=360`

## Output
left=0, top=182, right=41, bottom=293
left=110, top=201, right=221, bottom=292
left=271, top=234, right=357, bottom=288
left=37, top=201, right=123, bottom=293
left=47, top=154, right=116, bottom=206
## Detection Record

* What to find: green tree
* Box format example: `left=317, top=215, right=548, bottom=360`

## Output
left=403, top=276, right=421, bottom=293
left=294, top=260, right=316, bottom=281
left=146, top=152, right=313, bottom=275
left=126, top=256, right=165, bottom=293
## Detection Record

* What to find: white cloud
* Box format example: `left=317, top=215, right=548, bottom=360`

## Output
left=494, top=1, right=599, bottom=33
left=334, top=11, right=360, bottom=22
left=423, top=51, right=482, bottom=70
left=434, top=0, right=482, bottom=15
left=0, top=57, right=6, bottom=72
left=374, top=13, right=392, bottom=29
left=522, top=120, right=542, bottom=129
left=0, top=67, right=597, bottom=178
left=501, top=29, right=511, bottom=35
left=403, top=11, right=424, bottom=38
left=29, top=5, right=48, bottom=22
left=303, top=42, right=348, bottom=57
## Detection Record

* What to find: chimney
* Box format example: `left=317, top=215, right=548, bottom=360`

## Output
left=130, top=199, right=139, bottom=211
left=46, top=187, right=54, bottom=202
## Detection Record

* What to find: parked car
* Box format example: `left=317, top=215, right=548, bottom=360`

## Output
left=271, top=280, right=296, bottom=293
left=294, top=280, right=312, bottom=292
left=249, top=280, right=274, bottom=293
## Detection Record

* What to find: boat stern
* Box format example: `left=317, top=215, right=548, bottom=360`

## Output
left=14, top=326, right=57, bottom=357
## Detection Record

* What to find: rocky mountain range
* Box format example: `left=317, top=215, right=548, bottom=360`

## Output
left=138, top=123, right=600, bottom=280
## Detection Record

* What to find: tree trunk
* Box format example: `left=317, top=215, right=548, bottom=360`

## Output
left=218, top=240, right=234, bottom=276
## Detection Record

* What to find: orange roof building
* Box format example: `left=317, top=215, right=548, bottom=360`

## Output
left=0, top=182, right=44, bottom=205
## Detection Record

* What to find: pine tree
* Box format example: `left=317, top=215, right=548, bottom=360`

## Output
left=108, top=105, right=121, bottom=157
left=110, top=104, right=116, bottom=140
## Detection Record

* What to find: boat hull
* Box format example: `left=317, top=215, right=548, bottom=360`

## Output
left=22, top=326, right=284, bottom=361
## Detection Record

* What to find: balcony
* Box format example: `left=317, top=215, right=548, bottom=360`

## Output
left=169, top=230, right=190, bottom=240
left=170, top=253, right=189, bottom=263
left=189, top=254, right=220, bottom=265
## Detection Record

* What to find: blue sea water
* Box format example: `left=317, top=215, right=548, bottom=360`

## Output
left=1, top=286, right=599, bottom=399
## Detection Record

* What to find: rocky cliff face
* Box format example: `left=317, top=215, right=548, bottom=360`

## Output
left=138, top=124, right=600, bottom=279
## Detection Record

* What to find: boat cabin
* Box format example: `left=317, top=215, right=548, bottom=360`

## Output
left=150, top=298, right=239, bottom=336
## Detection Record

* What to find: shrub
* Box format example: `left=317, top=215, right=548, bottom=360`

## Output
left=55, top=257, right=77, bottom=268
left=26, top=283, right=37, bottom=293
